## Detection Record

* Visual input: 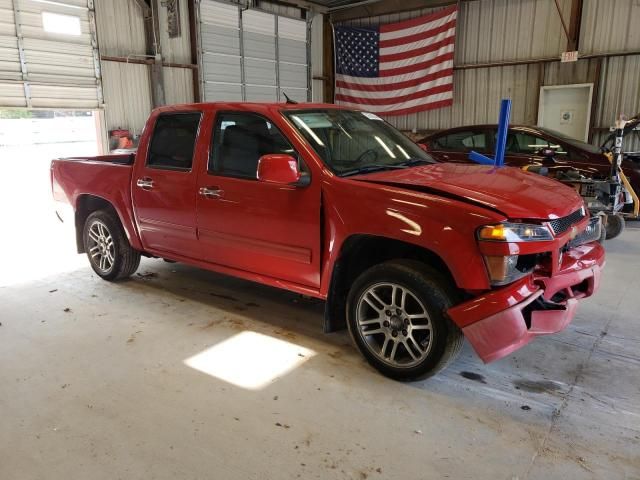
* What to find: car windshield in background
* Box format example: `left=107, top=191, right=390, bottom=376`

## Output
left=537, top=127, right=601, bottom=154
left=284, top=109, right=434, bottom=176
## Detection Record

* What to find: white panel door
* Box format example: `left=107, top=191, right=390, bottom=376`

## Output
left=538, top=84, right=593, bottom=142
left=199, top=0, right=309, bottom=103
left=0, top=0, right=101, bottom=109
left=199, top=0, right=242, bottom=101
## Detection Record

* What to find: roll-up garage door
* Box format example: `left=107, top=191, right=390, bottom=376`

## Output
left=0, top=0, right=101, bottom=109
left=199, top=0, right=309, bottom=103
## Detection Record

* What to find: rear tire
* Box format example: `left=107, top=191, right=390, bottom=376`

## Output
left=605, top=213, right=625, bottom=240
left=83, top=209, right=140, bottom=281
left=346, top=260, right=463, bottom=381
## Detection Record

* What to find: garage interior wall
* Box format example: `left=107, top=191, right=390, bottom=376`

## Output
left=0, top=0, right=102, bottom=109
left=336, top=0, right=640, bottom=150
left=94, top=0, right=194, bottom=136
left=94, top=0, right=315, bottom=136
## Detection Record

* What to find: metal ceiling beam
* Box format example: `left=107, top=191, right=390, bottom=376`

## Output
left=329, top=0, right=459, bottom=22
left=553, top=0, right=583, bottom=52
left=567, top=0, right=584, bottom=51
left=186, top=0, right=201, bottom=102
left=149, top=0, right=165, bottom=106
left=261, top=0, right=329, bottom=14
left=132, top=0, right=151, bottom=15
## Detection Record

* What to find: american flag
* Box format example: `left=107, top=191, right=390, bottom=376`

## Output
left=334, top=6, right=458, bottom=116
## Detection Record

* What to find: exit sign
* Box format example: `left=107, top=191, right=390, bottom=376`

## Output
left=561, top=51, right=579, bottom=62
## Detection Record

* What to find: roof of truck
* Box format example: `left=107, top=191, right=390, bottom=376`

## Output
left=153, top=102, right=352, bottom=115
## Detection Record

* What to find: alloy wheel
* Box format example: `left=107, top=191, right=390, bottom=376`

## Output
left=355, top=282, right=433, bottom=368
left=87, top=220, right=115, bottom=273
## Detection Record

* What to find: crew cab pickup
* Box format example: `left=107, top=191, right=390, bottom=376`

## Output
left=51, top=103, right=605, bottom=380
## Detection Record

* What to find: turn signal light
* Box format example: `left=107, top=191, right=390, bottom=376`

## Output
left=479, top=225, right=507, bottom=241
left=478, top=222, right=554, bottom=242
left=483, top=254, right=538, bottom=286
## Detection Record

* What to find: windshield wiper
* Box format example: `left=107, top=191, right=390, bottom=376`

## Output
left=339, top=164, right=407, bottom=177
left=395, top=158, right=431, bottom=167
left=339, top=159, right=431, bottom=177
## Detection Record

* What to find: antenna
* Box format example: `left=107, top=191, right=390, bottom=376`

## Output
left=282, top=92, right=298, bottom=104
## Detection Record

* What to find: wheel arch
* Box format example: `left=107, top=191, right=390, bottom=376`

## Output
left=74, top=194, right=132, bottom=253
left=323, top=234, right=457, bottom=333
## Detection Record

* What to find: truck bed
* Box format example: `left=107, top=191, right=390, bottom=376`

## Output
left=56, top=153, right=135, bottom=166
left=51, top=154, right=137, bottom=245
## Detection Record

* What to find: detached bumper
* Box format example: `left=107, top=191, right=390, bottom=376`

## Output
left=448, top=242, right=605, bottom=363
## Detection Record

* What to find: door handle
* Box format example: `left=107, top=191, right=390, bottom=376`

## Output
left=199, top=187, right=224, bottom=199
left=136, top=177, right=154, bottom=190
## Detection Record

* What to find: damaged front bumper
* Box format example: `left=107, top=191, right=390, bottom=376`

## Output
left=447, top=241, right=605, bottom=363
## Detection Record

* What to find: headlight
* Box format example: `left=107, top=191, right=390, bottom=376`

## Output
left=477, top=222, right=553, bottom=242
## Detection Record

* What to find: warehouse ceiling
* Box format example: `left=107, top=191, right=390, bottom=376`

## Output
left=278, top=0, right=458, bottom=21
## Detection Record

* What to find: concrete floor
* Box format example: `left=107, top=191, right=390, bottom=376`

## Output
left=1, top=145, right=640, bottom=479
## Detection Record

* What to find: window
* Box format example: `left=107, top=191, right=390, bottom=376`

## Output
left=434, top=131, right=488, bottom=151
left=147, top=113, right=201, bottom=171
left=285, top=110, right=434, bottom=176
left=505, top=132, right=550, bottom=154
left=42, top=12, right=82, bottom=36
left=210, top=113, right=295, bottom=179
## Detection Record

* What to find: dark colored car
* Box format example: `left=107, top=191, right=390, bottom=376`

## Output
left=419, top=125, right=640, bottom=212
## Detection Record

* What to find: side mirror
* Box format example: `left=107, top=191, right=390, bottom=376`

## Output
left=417, top=143, right=429, bottom=152
left=257, top=154, right=309, bottom=187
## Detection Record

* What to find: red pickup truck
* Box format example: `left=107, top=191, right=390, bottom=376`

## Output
left=51, top=102, right=605, bottom=380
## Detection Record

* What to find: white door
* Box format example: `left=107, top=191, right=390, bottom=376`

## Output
left=537, top=84, right=593, bottom=142
left=0, top=0, right=102, bottom=109
left=198, top=0, right=309, bottom=103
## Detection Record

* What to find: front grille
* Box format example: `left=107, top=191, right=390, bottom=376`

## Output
left=548, top=208, right=586, bottom=235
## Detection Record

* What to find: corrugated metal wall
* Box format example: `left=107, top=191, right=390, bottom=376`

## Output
left=100, top=60, right=152, bottom=134
left=94, top=0, right=145, bottom=57
left=581, top=0, right=640, bottom=54
left=95, top=0, right=193, bottom=134
left=593, top=55, right=640, bottom=151
left=579, top=0, right=640, bottom=151
left=158, top=0, right=194, bottom=105
left=339, top=0, right=573, bottom=132
left=95, top=0, right=148, bottom=133
left=337, top=0, right=640, bottom=151
left=455, top=0, right=570, bottom=63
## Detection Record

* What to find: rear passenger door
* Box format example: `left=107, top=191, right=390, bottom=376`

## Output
left=132, top=112, right=203, bottom=257
left=430, top=129, right=491, bottom=163
left=196, top=112, right=322, bottom=288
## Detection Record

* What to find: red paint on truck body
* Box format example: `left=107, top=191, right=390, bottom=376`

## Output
left=50, top=102, right=605, bottom=363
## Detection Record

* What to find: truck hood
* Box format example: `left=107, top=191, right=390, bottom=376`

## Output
left=350, top=163, right=583, bottom=220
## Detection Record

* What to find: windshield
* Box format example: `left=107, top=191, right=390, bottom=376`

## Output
left=284, top=109, right=434, bottom=176
left=537, top=127, right=601, bottom=154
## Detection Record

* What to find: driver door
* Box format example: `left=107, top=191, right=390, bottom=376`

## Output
left=196, top=112, right=322, bottom=288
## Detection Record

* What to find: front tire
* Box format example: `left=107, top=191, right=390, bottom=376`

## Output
left=605, top=213, right=625, bottom=240
left=83, top=209, right=141, bottom=281
left=346, top=260, right=464, bottom=381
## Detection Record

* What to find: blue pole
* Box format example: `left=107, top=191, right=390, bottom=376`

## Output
left=494, top=99, right=511, bottom=167
left=467, top=98, right=512, bottom=167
